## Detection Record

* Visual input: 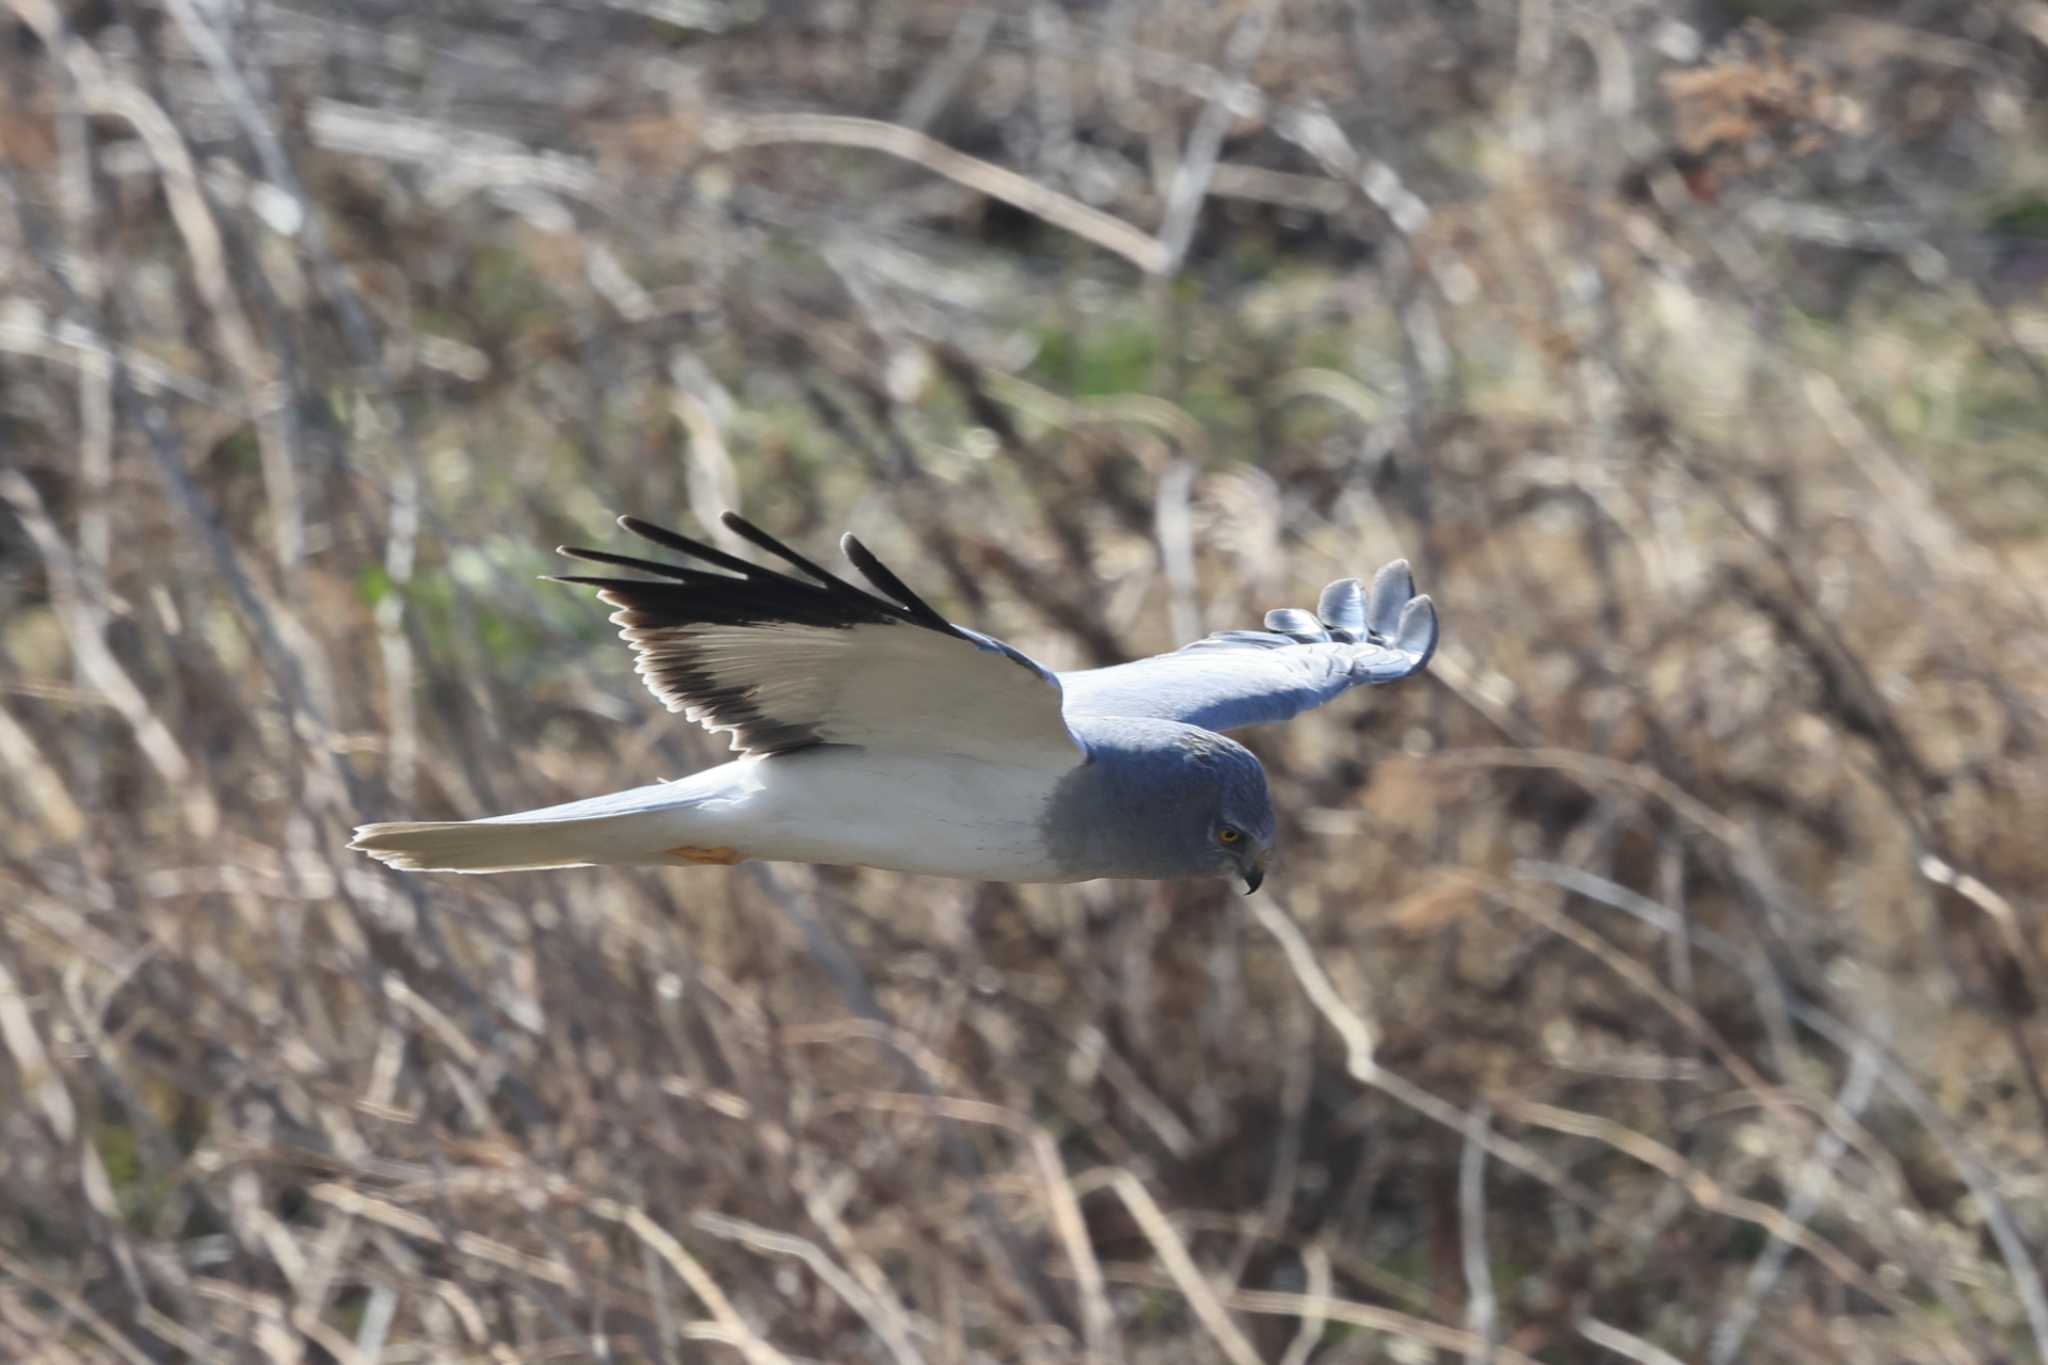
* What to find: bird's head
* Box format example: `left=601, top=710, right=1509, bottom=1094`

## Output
left=1179, top=731, right=1275, bottom=894
left=1050, top=719, right=1278, bottom=890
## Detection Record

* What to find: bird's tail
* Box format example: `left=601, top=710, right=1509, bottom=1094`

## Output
left=350, top=781, right=720, bottom=873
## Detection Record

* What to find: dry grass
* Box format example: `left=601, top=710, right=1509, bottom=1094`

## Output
left=3, top=2, right=2048, bottom=1361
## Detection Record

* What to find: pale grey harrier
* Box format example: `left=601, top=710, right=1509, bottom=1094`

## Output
left=351, top=514, right=1437, bottom=892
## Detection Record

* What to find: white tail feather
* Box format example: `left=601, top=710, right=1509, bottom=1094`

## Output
left=351, top=818, right=620, bottom=872
left=351, top=780, right=721, bottom=873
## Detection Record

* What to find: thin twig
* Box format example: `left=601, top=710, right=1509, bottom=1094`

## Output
left=1459, top=1104, right=1498, bottom=1364
left=707, top=112, right=1170, bottom=274
left=1576, top=1315, right=1687, bottom=1365
left=839, top=1092, right=1120, bottom=1362
left=1080, top=1170, right=1263, bottom=1365
left=1084, top=1260, right=1547, bottom=1365
left=1276, top=1244, right=1331, bottom=1365
left=0, top=469, right=222, bottom=837
left=1501, top=1097, right=1964, bottom=1365
left=1708, top=1045, right=1881, bottom=1364
left=692, top=1211, right=927, bottom=1365
left=1250, top=894, right=1603, bottom=1213
left=1155, top=0, right=1283, bottom=272
left=586, top=1200, right=791, bottom=1365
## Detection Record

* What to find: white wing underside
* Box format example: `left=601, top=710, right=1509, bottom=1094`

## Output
left=554, top=513, right=1084, bottom=771
left=623, top=616, right=1082, bottom=769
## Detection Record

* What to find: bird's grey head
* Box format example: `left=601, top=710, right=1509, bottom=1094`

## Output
left=1192, top=732, right=1276, bottom=893
left=1055, top=720, right=1276, bottom=892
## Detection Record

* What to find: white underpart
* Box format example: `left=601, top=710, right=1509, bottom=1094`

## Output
left=350, top=748, right=1080, bottom=880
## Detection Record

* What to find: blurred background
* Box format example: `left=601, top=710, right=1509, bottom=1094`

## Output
left=4, top=1, right=2048, bottom=1361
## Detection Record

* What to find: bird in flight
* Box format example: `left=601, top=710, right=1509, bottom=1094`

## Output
left=351, top=514, right=1437, bottom=893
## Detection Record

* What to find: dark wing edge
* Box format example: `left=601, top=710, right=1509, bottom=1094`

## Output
left=549, top=512, right=1062, bottom=754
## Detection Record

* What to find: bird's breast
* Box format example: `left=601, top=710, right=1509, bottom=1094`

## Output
left=738, top=748, right=1080, bottom=881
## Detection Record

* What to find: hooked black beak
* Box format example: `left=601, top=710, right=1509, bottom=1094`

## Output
left=1241, top=853, right=1268, bottom=895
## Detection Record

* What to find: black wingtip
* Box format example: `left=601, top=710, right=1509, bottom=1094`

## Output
left=559, top=512, right=968, bottom=639
left=560, top=542, right=746, bottom=585
left=719, top=512, right=845, bottom=588
left=840, top=532, right=955, bottom=632
left=614, top=516, right=764, bottom=578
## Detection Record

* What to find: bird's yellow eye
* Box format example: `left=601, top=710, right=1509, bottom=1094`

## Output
left=1217, top=826, right=1242, bottom=844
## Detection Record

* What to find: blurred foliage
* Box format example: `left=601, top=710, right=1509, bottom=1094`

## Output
left=3, top=1, right=2048, bottom=1363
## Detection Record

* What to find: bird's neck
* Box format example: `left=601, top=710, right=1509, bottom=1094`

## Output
left=1042, top=718, right=1213, bottom=881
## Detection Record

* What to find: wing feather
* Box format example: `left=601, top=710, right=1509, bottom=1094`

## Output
left=840, top=532, right=955, bottom=630
left=556, top=514, right=1083, bottom=768
left=1059, top=559, right=1437, bottom=734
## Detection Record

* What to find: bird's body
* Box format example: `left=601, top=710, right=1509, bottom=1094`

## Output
left=358, top=717, right=1259, bottom=883
left=367, top=751, right=1068, bottom=878
left=352, top=514, right=1436, bottom=891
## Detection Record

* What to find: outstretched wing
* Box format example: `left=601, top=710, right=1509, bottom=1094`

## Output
left=1059, top=560, right=1437, bottom=734
left=554, top=514, right=1084, bottom=769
